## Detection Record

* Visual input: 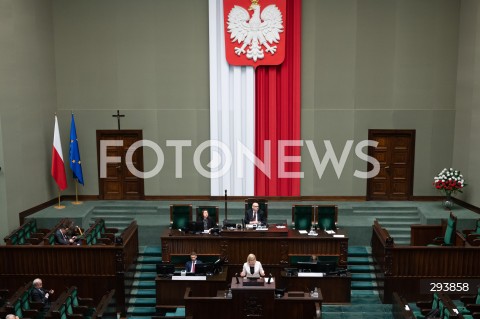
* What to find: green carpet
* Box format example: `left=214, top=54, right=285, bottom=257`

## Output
left=127, top=246, right=162, bottom=318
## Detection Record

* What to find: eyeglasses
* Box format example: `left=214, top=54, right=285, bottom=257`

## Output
left=252, top=205, right=259, bottom=208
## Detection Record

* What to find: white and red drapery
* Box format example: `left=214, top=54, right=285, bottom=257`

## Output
left=209, top=0, right=301, bottom=196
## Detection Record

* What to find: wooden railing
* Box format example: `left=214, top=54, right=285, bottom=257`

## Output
left=119, top=220, right=139, bottom=271
left=0, top=220, right=138, bottom=316
left=371, top=220, right=480, bottom=303
left=392, top=292, right=415, bottom=319
left=92, top=289, right=116, bottom=319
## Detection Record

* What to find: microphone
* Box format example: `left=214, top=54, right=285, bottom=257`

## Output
left=267, top=273, right=272, bottom=284
left=235, top=273, right=240, bottom=284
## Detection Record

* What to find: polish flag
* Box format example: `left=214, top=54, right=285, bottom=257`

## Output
left=51, top=115, right=68, bottom=191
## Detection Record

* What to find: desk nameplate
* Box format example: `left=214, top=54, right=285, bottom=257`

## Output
left=298, top=272, right=324, bottom=277
left=172, top=275, right=207, bottom=281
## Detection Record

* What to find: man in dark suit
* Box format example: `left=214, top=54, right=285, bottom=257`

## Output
left=199, top=209, right=216, bottom=230
left=30, top=278, right=54, bottom=312
left=244, top=202, right=266, bottom=225
left=54, top=224, right=76, bottom=245
left=185, top=251, right=203, bottom=273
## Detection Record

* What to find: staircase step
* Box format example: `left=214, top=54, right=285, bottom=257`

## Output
left=351, top=281, right=378, bottom=289
left=128, top=289, right=156, bottom=298
left=351, top=273, right=376, bottom=281
left=135, top=264, right=156, bottom=272
left=134, top=272, right=157, bottom=280
left=387, top=232, right=410, bottom=238
left=127, top=297, right=156, bottom=306
left=130, top=281, right=156, bottom=289
left=376, top=215, right=419, bottom=221
left=139, top=246, right=162, bottom=256
left=137, top=256, right=162, bottom=264
left=347, top=257, right=373, bottom=265
left=127, top=306, right=157, bottom=316
left=347, top=246, right=371, bottom=257
left=348, top=265, right=374, bottom=273
left=379, top=220, right=419, bottom=226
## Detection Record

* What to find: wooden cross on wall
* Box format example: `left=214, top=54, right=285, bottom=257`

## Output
left=112, top=110, right=125, bottom=130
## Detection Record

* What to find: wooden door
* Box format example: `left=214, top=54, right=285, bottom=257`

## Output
left=367, top=130, right=415, bottom=200
left=97, top=130, right=145, bottom=200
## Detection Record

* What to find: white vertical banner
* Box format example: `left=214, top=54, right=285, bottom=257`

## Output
left=209, top=0, right=255, bottom=196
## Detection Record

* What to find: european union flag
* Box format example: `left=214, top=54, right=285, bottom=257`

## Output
left=69, top=114, right=84, bottom=185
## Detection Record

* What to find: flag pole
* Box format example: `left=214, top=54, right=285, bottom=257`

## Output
left=55, top=189, right=66, bottom=209
left=72, top=179, right=83, bottom=205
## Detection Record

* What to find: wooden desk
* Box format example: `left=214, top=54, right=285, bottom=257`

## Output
left=221, top=227, right=288, bottom=237
left=278, top=271, right=351, bottom=303
left=161, top=229, right=348, bottom=267
left=156, top=269, right=228, bottom=309
left=184, top=278, right=322, bottom=319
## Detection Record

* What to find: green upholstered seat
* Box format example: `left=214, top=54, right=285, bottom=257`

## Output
left=68, top=287, right=95, bottom=318
left=464, top=219, right=480, bottom=245
left=4, top=219, right=44, bottom=245
left=196, top=206, right=219, bottom=224
left=316, top=205, right=338, bottom=231
left=13, top=300, right=24, bottom=317
left=48, top=233, right=56, bottom=245
left=429, top=213, right=457, bottom=246
left=456, top=287, right=480, bottom=316
left=415, top=291, right=440, bottom=318
left=292, top=205, right=314, bottom=230
left=170, top=204, right=192, bottom=230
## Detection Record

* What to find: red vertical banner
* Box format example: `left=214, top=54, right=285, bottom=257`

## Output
left=255, top=0, right=301, bottom=196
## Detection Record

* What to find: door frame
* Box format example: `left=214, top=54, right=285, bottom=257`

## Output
left=96, top=129, right=145, bottom=200
left=366, top=129, right=416, bottom=201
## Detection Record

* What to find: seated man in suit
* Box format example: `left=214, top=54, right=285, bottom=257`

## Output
left=30, top=278, right=54, bottom=312
left=200, top=209, right=216, bottom=231
left=185, top=251, right=203, bottom=274
left=54, top=224, right=77, bottom=245
left=244, top=202, right=266, bottom=225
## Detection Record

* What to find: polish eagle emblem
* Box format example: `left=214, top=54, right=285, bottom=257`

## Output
left=227, top=0, right=284, bottom=62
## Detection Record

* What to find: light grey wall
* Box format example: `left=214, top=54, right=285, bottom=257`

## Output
left=52, top=0, right=211, bottom=196
left=51, top=0, right=462, bottom=198
left=1, top=0, right=478, bottom=240
left=454, top=0, right=480, bottom=207
left=0, top=0, right=57, bottom=240
left=302, top=0, right=460, bottom=195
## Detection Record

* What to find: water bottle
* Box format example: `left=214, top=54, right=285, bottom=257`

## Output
left=226, top=288, right=232, bottom=298
left=313, top=287, right=319, bottom=298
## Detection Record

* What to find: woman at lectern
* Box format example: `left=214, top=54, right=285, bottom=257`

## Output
left=240, top=253, right=265, bottom=278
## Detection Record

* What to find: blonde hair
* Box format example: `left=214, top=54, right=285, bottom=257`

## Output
left=247, top=254, right=256, bottom=262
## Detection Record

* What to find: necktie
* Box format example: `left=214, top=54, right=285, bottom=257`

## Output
left=253, top=212, right=256, bottom=221
left=192, top=261, right=195, bottom=273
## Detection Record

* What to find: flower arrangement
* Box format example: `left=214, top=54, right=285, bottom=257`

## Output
left=433, top=168, right=467, bottom=195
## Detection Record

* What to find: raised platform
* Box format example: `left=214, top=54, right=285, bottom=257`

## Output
left=26, top=199, right=479, bottom=246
